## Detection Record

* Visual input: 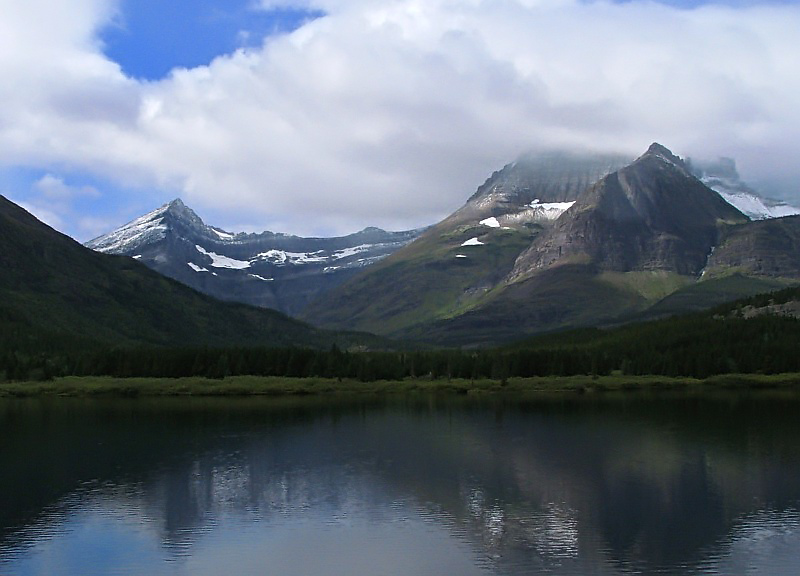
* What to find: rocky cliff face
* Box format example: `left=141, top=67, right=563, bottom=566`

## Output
left=510, top=144, right=750, bottom=280
left=86, top=200, right=423, bottom=316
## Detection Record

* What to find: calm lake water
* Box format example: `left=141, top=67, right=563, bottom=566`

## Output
left=2, top=391, right=800, bottom=575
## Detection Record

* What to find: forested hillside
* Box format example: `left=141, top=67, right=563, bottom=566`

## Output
left=5, top=286, right=799, bottom=382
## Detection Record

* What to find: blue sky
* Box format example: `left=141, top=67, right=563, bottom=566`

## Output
left=101, top=1, right=324, bottom=80
left=1, top=0, right=799, bottom=241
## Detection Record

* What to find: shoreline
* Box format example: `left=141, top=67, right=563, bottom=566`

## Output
left=2, top=373, right=800, bottom=398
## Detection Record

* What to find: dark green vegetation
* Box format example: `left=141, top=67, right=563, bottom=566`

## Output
left=4, top=285, right=800, bottom=384
left=404, top=264, right=653, bottom=346
left=0, top=195, right=379, bottom=364
left=3, top=372, right=800, bottom=398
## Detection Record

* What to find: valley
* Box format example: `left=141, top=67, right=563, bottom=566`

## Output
left=3, top=143, right=800, bottom=382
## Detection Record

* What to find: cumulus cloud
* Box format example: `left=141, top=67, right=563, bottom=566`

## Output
left=1, top=0, right=799, bottom=238
left=35, top=174, right=101, bottom=200
left=12, top=174, right=108, bottom=240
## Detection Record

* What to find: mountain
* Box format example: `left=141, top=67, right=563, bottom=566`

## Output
left=705, top=215, right=800, bottom=278
left=689, top=156, right=800, bottom=220
left=306, top=144, right=800, bottom=346
left=509, top=143, right=749, bottom=279
left=301, top=149, right=633, bottom=336
left=0, top=195, right=371, bottom=354
left=87, top=199, right=423, bottom=316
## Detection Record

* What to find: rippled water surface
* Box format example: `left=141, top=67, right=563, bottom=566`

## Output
left=2, top=392, right=800, bottom=575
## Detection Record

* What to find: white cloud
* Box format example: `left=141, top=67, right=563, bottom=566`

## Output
left=1, top=0, right=799, bottom=238
left=34, top=174, right=101, bottom=200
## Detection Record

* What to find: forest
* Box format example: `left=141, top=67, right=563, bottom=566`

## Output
left=3, top=285, right=799, bottom=383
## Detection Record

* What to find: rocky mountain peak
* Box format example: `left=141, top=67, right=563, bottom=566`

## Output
left=161, top=198, right=208, bottom=231
left=467, top=150, right=633, bottom=209
left=635, top=143, right=690, bottom=175
left=509, top=143, right=749, bottom=280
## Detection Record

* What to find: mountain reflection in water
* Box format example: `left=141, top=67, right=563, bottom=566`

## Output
left=2, top=392, right=800, bottom=575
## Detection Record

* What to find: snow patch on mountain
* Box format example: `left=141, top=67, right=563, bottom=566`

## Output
left=690, top=157, right=800, bottom=221
left=249, top=274, right=274, bottom=282
left=254, top=249, right=327, bottom=265
left=704, top=178, right=800, bottom=220
left=331, top=244, right=375, bottom=259
left=188, top=262, right=209, bottom=273
left=252, top=244, right=385, bottom=266
left=195, top=245, right=251, bottom=269
left=86, top=208, right=168, bottom=253
left=480, top=217, right=501, bottom=228
left=529, top=200, right=575, bottom=220
left=462, top=237, right=484, bottom=246
left=212, top=228, right=235, bottom=240
left=717, top=191, right=800, bottom=220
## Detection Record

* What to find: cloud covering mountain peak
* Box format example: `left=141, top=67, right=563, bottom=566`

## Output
left=1, top=0, right=799, bottom=240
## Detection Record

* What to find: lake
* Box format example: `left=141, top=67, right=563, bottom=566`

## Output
left=2, top=391, right=800, bottom=575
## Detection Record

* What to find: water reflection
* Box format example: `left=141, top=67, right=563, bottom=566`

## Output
left=2, top=392, right=800, bottom=575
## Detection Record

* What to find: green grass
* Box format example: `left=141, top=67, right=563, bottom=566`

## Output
left=401, top=263, right=651, bottom=347
left=646, top=274, right=792, bottom=317
left=598, top=270, right=692, bottom=302
left=4, top=373, right=800, bottom=398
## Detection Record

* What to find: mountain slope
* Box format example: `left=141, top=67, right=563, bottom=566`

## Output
left=705, top=215, right=800, bottom=278
left=86, top=199, right=422, bottom=316
left=0, top=195, right=364, bottom=352
left=306, top=144, right=800, bottom=346
left=302, top=150, right=632, bottom=334
left=510, top=143, right=749, bottom=279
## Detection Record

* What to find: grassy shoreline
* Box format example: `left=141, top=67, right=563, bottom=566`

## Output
left=2, top=373, right=800, bottom=398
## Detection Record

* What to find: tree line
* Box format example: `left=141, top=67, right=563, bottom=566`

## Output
left=2, top=310, right=799, bottom=382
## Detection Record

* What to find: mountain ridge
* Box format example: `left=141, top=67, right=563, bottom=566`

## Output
left=0, top=194, right=376, bottom=353
left=87, top=199, right=424, bottom=316
left=509, top=143, right=749, bottom=280
left=304, top=143, right=800, bottom=346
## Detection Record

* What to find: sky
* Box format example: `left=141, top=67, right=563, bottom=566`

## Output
left=1, top=0, right=799, bottom=241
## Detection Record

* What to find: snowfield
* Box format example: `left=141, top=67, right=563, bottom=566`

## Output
left=529, top=200, right=576, bottom=220
left=187, top=262, right=209, bottom=273
left=195, top=245, right=251, bottom=269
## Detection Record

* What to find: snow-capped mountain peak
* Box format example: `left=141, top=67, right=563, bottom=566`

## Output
left=688, top=158, right=800, bottom=221
left=85, top=199, right=424, bottom=316
left=86, top=201, right=174, bottom=253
